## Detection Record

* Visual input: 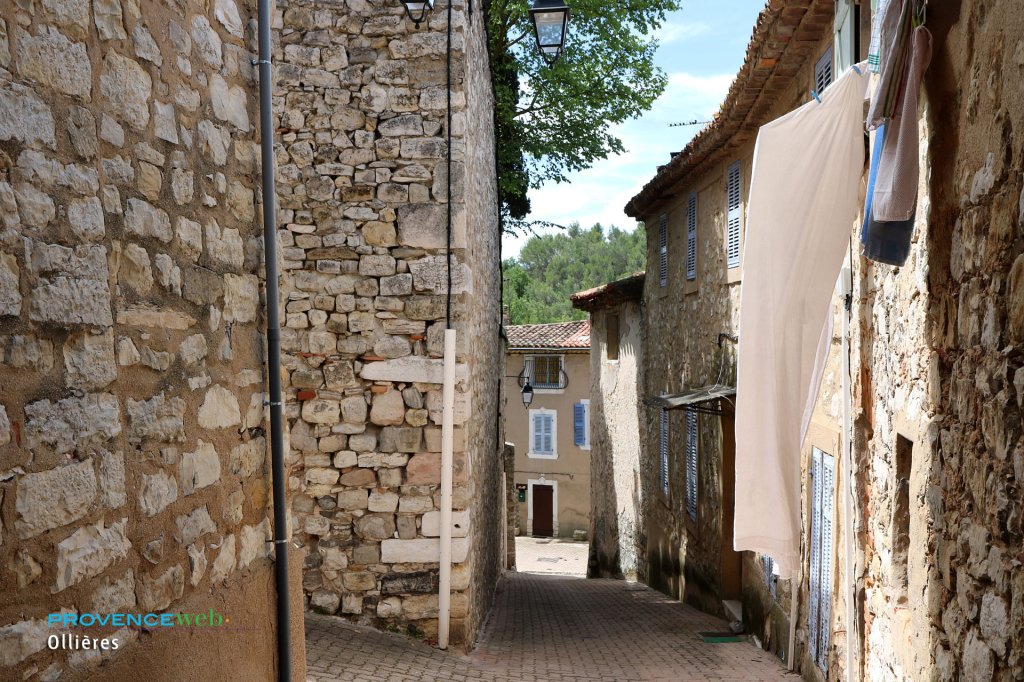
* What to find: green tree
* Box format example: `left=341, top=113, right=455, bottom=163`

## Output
left=504, top=223, right=646, bottom=324
left=488, top=0, right=679, bottom=230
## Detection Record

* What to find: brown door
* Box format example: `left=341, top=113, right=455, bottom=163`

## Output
left=532, top=485, right=554, bottom=537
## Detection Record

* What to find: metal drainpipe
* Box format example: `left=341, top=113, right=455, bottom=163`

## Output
left=255, top=1, right=292, bottom=679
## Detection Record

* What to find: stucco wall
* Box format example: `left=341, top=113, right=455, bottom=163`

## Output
left=0, top=0, right=297, bottom=678
left=504, top=351, right=591, bottom=538
left=587, top=302, right=643, bottom=579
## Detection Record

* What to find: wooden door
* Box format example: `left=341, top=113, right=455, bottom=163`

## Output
left=532, top=485, right=554, bottom=537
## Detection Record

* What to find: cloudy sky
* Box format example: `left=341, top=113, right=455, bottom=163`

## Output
left=502, top=1, right=766, bottom=257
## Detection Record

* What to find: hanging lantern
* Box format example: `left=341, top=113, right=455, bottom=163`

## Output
left=401, top=0, right=433, bottom=28
left=529, top=0, right=570, bottom=64
left=521, top=382, right=535, bottom=408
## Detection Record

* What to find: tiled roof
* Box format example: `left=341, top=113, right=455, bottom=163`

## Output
left=506, top=319, right=591, bottom=350
left=625, top=0, right=835, bottom=217
left=571, top=272, right=645, bottom=312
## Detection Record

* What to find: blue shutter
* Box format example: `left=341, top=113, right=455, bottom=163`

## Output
left=818, top=451, right=836, bottom=669
left=532, top=412, right=544, bottom=454
left=808, top=448, right=823, bottom=664
left=815, top=45, right=834, bottom=94
left=542, top=413, right=554, bottom=455
left=658, top=214, right=668, bottom=287
left=686, top=193, right=697, bottom=280
left=659, top=410, right=669, bottom=495
left=573, top=403, right=585, bottom=446
left=685, top=411, right=698, bottom=521
left=726, top=162, right=742, bottom=268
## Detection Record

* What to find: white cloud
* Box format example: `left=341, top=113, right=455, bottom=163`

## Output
left=506, top=70, right=734, bottom=256
left=652, top=21, right=710, bottom=45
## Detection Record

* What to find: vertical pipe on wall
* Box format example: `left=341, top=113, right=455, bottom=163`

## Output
left=438, top=329, right=457, bottom=649
left=255, top=0, right=292, bottom=678
left=840, top=261, right=856, bottom=681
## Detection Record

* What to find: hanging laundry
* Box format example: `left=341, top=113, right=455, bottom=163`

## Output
left=734, top=63, right=869, bottom=580
left=873, top=26, right=933, bottom=222
left=861, top=124, right=915, bottom=266
left=867, top=0, right=914, bottom=129
left=868, top=0, right=892, bottom=73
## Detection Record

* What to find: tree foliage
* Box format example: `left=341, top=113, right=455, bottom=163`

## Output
left=487, top=0, right=679, bottom=230
left=504, top=223, right=646, bottom=324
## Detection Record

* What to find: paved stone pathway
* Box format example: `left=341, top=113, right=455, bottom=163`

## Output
left=513, top=536, right=588, bottom=577
left=306, top=572, right=791, bottom=681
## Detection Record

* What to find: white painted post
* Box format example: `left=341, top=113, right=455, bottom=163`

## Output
left=437, top=328, right=457, bottom=649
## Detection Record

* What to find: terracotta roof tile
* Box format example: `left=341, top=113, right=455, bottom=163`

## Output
left=570, top=272, right=645, bottom=312
left=506, top=319, right=590, bottom=350
left=624, top=0, right=834, bottom=217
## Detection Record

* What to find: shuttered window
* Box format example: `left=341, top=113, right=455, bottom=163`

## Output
left=726, top=161, right=742, bottom=268
left=808, top=447, right=836, bottom=672
left=573, top=400, right=590, bottom=450
left=659, top=410, right=669, bottom=496
left=761, top=555, right=778, bottom=600
left=685, top=411, right=698, bottom=522
left=658, top=214, right=668, bottom=287
left=606, top=314, right=620, bottom=360
left=529, top=409, right=557, bottom=458
left=526, top=355, right=563, bottom=389
left=686, top=193, right=697, bottom=281
left=815, top=45, right=834, bottom=94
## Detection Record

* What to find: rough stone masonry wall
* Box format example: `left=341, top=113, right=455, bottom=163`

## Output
left=888, top=3, right=1024, bottom=680
left=0, top=0, right=291, bottom=679
left=274, top=0, right=500, bottom=645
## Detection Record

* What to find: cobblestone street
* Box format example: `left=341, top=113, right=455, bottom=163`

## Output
left=306, top=572, right=791, bottom=681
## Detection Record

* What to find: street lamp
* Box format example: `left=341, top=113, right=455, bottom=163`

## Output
left=401, top=0, right=433, bottom=27
left=521, top=382, right=535, bottom=408
left=529, top=0, right=570, bottom=64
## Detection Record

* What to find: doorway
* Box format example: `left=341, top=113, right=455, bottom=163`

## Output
left=532, top=484, right=554, bottom=537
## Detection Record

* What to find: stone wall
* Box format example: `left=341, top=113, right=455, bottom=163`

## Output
left=0, top=0, right=301, bottom=679
left=856, top=3, right=1024, bottom=680
left=585, top=300, right=644, bottom=580
left=273, top=0, right=500, bottom=646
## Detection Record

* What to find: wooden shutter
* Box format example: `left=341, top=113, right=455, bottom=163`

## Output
left=726, top=162, right=742, bottom=268
left=542, top=413, right=554, bottom=454
left=818, top=451, right=836, bottom=669
left=606, top=314, right=620, bottom=360
left=523, top=356, right=534, bottom=385
left=685, top=411, right=698, bottom=521
left=808, top=448, right=823, bottom=662
left=659, top=410, right=669, bottom=495
left=658, top=214, right=668, bottom=287
left=815, top=45, right=834, bottom=94
left=532, top=412, right=544, bottom=454
left=686, top=193, right=697, bottom=281
left=573, top=403, right=586, bottom=446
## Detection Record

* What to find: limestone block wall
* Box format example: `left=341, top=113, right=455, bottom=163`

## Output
left=0, top=0, right=292, bottom=679
left=274, top=0, right=500, bottom=645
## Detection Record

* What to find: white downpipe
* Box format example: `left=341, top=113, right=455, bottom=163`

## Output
left=437, top=328, right=457, bottom=649
left=840, top=263, right=856, bottom=681
left=788, top=565, right=799, bottom=671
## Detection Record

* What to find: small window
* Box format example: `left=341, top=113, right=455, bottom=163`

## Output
left=525, top=355, right=563, bottom=389
left=659, top=410, right=669, bottom=496
left=761, top=554, right=778, bottom=600
left=606, top=314, right=620, bottom=360
left=573, top=400, right=590, bottom=450
left=685, top=411, right=698, bottom=521
left=686, top=193, right=697, bottom=281
left=529, top=409, right=557, bottom=458
left=808, top=446, right=836, bottom=672
left=658, top=214, right=668, bottom=287
left=815, top=45, right=834, bottom=94
left=726, top=162, right=742, bottom=269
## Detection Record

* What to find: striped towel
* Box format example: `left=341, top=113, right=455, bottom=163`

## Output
left=868, top=0, right=891, bottom=73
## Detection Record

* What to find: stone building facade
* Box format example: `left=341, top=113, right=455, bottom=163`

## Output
left=273, top=0, right=502, bottom=646
left=570, top=274, right=645, bottom=580
left=0, top=0, right=307, bottom=679
left=619, top=1, right=1024, bottom=681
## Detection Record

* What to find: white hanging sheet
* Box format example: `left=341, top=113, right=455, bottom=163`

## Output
left=734, top=63, right=868, bottom=579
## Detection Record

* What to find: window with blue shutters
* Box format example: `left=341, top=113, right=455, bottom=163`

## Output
left=686, top=193, right=697, bottom=281
left=659, top=410, right=669, bottom=496
left=573, top=400, right=590, bottom=450
left=658, top=214, right=668, bottom=287
left=528, top=409, right=557, bottom=459
left=726, top=162, right=742, bottom=269
left=815, top=44, right=834, bottom=95
left=808, top=447, right=836, bottom=672
left=685, top=411, right=698, bottom=522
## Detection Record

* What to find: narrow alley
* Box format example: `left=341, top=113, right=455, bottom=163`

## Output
left=305, top=539, right=790, bottom=681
